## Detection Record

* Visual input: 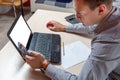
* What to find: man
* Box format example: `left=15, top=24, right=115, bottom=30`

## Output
left=23, top=0, right=120, bottom=80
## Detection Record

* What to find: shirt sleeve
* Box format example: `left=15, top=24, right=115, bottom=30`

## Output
left=65, top=23, right=96, bottom=35
left=44, top=37, right=120, bottom=80
left=45, top=64, right=78, bottom=80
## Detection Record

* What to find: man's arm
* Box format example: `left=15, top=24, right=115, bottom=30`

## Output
left=65, top=23, right=96, bottom=35
left=45, top=64, right=78, bottom=80
left=23, top=38, right=120, bottom=80
left=47, top=21, right=96, bottom=35
left=44, top=39, right=120, bottom=80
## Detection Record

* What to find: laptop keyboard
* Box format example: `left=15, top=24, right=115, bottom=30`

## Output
left=29, top=33, right=61, bottom=64
left=50, top=35, right=61, bottom=63
left=35, top=33, right=52, bottom=61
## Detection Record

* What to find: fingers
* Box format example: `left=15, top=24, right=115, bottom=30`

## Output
left=24, top=50, right=45, bottom=61
left=27, top=50, right=39, bottom=57
left=23, top=50, right=46, bottom=69
left=25, top=55, right=33, bottom=62
left=23, top=50, right=38, bottom=62
left=46, top=20, right=66, bottom=32
left=46, top=21, right=57, bottom=31
left=23, top=51, right=38, bottom=65
left=46, top=23, right=54, bottom=28
left=48, top=26, right=56, bottom=31
left=46, top=21, right=55, bottom=28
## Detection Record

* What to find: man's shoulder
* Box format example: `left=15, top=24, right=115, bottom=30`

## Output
left=94, top=25, right=120, bottom=43
left=94, top=6, right=120, bottom=35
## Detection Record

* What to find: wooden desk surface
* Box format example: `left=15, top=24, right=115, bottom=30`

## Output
left=0, top=9, right=91, bottom=80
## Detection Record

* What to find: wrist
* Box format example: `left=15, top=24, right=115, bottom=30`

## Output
left=42, top=60, right=50, bottom=70
left=62, top=25, right=66, bottom=32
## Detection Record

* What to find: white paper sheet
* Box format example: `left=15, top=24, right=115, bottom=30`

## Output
left=61, top=41, right=91, bottom=69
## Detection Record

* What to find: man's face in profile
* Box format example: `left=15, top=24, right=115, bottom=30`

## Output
left=73, top=0, right=101, bottom=26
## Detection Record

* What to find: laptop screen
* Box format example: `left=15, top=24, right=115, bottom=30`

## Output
left=9, top=15, right=31, bottom=48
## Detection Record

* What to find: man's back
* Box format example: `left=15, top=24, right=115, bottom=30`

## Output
left=92, top=6, right=120, bottom=79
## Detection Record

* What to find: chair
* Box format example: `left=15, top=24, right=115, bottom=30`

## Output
left=0, top=0, right=28, bottom=17
left=30, top=0, right=74, bottom=13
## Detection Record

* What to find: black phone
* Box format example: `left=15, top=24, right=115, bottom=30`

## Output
left=65, top=14, right=80, bottom=24
left=18, top=42, right=29, bottom=55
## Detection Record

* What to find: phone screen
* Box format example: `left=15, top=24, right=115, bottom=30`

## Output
left=18, top=42, right=29, bottom=55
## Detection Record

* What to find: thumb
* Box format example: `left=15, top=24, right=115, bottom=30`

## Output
left=27, top=50, right=39, bottom=57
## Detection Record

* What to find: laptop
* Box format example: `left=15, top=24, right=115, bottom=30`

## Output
left=7, top=14, right=61, bottom=64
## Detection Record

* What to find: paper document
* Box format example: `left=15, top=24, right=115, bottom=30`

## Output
left=62, top=41, right=91, bottom=69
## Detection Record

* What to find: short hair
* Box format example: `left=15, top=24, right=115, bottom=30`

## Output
left=83, top=0, right=115, bottom=10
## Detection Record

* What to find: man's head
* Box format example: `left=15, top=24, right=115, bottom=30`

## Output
left=73, top=0, right=114, bottom=26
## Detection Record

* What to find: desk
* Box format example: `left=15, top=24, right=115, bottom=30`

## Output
left=0, top=9, right=91, bottom=80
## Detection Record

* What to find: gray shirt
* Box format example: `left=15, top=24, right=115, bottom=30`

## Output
left=44, top=6, right=120, bottom=80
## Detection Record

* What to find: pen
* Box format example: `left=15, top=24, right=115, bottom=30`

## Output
left=63, top=42, right=65, bottom=56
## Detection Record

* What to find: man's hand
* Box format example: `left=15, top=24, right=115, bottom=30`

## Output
left=46, top=20, right=66, bottom=32
left=23, top=50, right=49, bottom=69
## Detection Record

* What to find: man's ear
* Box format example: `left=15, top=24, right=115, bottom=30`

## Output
left=98, top=4, right=107, bottom=15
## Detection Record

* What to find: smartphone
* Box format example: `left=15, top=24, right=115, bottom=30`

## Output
left=18, top=42, right=29, bottom=55
left=65, top=14, right=80, bottom=24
